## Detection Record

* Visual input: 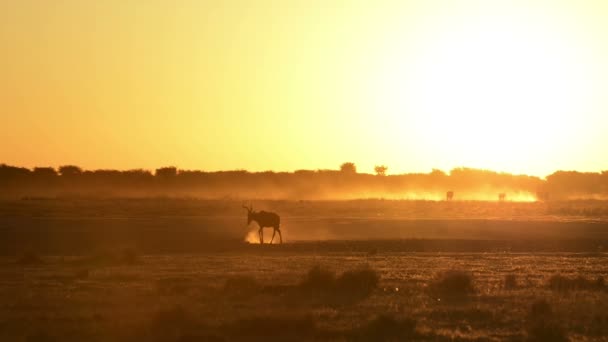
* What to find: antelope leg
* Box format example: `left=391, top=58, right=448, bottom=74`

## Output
left=270, top=229, right=276, bottom=244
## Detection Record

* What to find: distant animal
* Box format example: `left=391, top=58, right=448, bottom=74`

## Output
left=498, top=193, right=506, bottom=202
left=446, top=191, right=454, bottom=201
left=243, top=203, right=282, bottom=244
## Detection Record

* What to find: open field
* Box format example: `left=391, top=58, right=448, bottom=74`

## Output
left=2, top=199, right=608, bottom=341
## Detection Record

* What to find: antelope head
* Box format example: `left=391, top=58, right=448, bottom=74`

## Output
left=242, top=202, right=254, bottom=225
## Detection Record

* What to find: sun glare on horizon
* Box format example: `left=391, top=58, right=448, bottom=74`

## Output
left=362, top=1, right=603, bottom=175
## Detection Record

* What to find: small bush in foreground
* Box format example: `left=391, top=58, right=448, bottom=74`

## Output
left=431, top=270, right=475, bottom=297
left=300, top=265, right=336, bottom=291
left=298, top=265, right=380, bottom=303
left=336, top=267, right=380, bottom=298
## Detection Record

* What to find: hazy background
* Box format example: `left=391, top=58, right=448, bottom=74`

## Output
left=2, top=0, right=608, bottom=175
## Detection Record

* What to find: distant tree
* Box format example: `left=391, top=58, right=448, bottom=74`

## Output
left=155, top=166, right=178, bottom=178
left=58, top=165, right=82, bottom=177
left=32, top=167, right=57, bottom=177
left=374, top=165, right=388, bottom=176
left=430, top=168, right=446, bottom=177
left=340, top=162, right=357, bottom=174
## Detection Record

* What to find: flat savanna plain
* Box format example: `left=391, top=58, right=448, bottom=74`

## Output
left=2, top=199, right=608, bottom=341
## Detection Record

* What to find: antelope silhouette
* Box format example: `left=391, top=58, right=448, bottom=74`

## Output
left=243, top=203, right=282, bottom=244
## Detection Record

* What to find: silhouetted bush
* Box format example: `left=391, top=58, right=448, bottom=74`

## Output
left=298, top=265, right=379, bottom=304
left=156, top=166, right=178, bottom=178
left=335, top=267, right=380, bottom=298
left=299, top=265, right=336, bottom=292
left=431, top=270, right=475, bottom=297
left=340, top=162, right=357, bottom=174
left=504, top=274, right=518, bottom=289
left=526, top=299, right=568, bottom=342
left=58, top=165, right=82, bottom=177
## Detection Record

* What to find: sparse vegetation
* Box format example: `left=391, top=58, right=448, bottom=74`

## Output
left=431, top=270, right=475, bottom=298
left=298, top=265, right=380, bottom=303
left=0, top=199, right=607, bottom=341
left=547, top=274, right=606, bottom=292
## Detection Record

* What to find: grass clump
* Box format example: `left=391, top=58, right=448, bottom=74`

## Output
left=526, top=298, right=568, bottom=342
left=299, top=265, right=380, bottom=303
left=336, top=267, right=380, bottom=298
left=300, top=265, right=336, bottom=291
left=431, top=270, right=475, bottom=298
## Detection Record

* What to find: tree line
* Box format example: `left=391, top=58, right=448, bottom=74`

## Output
left=0, top=162, right=605, bottom=200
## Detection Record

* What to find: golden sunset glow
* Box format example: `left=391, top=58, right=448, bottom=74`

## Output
left=2, top=0, right=608, bottom=175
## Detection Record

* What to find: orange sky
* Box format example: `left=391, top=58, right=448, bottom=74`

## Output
left=2, top=0, right=608, bottom=176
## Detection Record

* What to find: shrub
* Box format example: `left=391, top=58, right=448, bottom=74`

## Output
left=335, top=267, right=380, bottom=298
left=299, top=265, right=336, bottom=292
left=431, top=270, right=475, bottom=297
left=298, top=265, right=380, bottom=304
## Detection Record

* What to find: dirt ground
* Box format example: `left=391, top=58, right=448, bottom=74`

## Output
left=1, top=199, right=608, bottom=341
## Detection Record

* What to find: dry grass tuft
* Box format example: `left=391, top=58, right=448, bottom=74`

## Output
left=431, top=270, right=475, bottom=298
left=298, top=265, right=380, bottom=303
left=335, top=267, right=380, bottom=298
